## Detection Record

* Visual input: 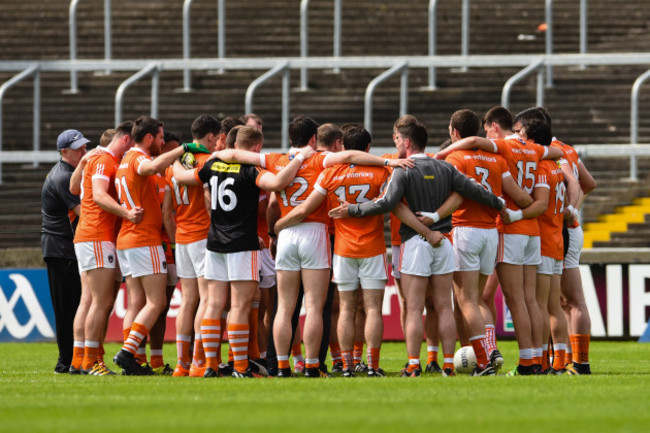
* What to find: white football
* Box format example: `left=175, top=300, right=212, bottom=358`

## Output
left=453, top=346, right=477, bottom=374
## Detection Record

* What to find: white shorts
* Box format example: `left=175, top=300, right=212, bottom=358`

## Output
left=259, top=248, right=276, bottom=289
left=564, top=226, right=583, bottom=269
left=75, top=241, right=118, bottom=272
left=399, top=235, right=455, bottom=277
left=167, top=263, right=178, bottom=286
left=453, top=226, right=498, bottom=275
left=332, top=253, right=388, bottom=291
left=117, top=245, right=167, bottom=278
left=537, top=256, right=564, bottom=275
left=496, top=233, right=541, bottom=266
left=275, top=223, right=330, bottom=271
left=204, top=250, right=259, bottom=282
left=176, top=238, right=207, bottom=279
left=391, top=245, right=401, bottom=279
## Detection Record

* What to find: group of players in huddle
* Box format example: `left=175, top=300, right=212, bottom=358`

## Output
left=65, top=104, right=596, bottom=378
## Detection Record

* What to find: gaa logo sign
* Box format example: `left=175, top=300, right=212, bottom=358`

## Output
left=0, top=271, right=55, bottom=341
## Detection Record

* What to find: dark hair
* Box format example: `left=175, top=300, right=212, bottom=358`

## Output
left=483, top=106, right=513, bottom=132
left=394, top=115, right=428, bottom=151
left=164, top=131, right=182, bottom=144
left=317, top=123, right=343, bottom=150
left=340, top=122, right=361, bottom=132
left=343, top=126, right=372, bottom=152
left=191, top=114, right=220, bottom=140
left=514, top=110, right=553, bottom=146
left=450, top=109, right=480, bottom=139
left=514, top=107, right=552, bottom=128
left=132, top=116, right=163, bottom=143
left=289, top=115, right=319, bottom=147
left=115, top=120, right=133, bottom=139
left=220, top=116, right=244, bottom=138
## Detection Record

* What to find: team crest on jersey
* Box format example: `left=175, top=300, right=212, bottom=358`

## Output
left=162, top=261, right=167, bottom=270
left=212, top=161, right=241, bottom=173
left=108, top=255, right=114, bottom=264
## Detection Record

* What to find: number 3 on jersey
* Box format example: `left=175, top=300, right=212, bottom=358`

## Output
left=210, top=177, right=237, bottom=211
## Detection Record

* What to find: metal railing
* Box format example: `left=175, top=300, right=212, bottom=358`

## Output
left=182, top=0, right=225, bottom=92
left=69, top=0, right=112, bottom=93
left=0, top=65, right=41, bottom=183
left=501, top=59, right=545, bottom=109
left=115, top=63, right=161, bottom=125
left=364, top=62, right=408, bottom=135
left=629, top=69, right=650, bottom=181
left=245, top=62, right=290, bottom=148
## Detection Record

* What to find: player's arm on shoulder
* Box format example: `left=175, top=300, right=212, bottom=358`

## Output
left=211, top=149, right=264, bottom=166
left=324, top=150, right=414, bottom=169
left=521, top=183, right=550, bottom=219
left=544, top=145, right=563, bottom=160
left=502, top=173, right=533, bottom=208
left=172, top=160, right=201, bottom=186
left=69, top=160, right=86, bottom=195
left=347, top=168, right=406, bottom=217
left=559, top=162, right=581, bottom=210
left=451, top=165, right=503, bottom=210
left=257, top=146, right=314, bottom=191
left=435, top=136, right=495, bottom=159
left=138, top=146, right=184, bottom=176
left=275, top=189, right=325, bottom=233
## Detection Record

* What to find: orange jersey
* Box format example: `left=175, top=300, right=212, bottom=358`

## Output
left=166, top=153, right=211, bottom=244
left=446, top=149, right=509, bottom=229
left=552, top=139, right=581, bottom=229
left=492, top=136, right=547, bottom=235
left=315, top=163, right=390, bottom=258
left=74, top=148, right=120, bottom=243
left=115, top=147, right=163, bottom=249
left=382, top=153, right=402, bottom=246
left=261, top=150, right=329, bottom=224
left=537, top=159, right=565, bottom=260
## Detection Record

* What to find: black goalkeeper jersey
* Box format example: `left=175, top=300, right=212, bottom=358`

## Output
left=198, top=158, right=265, bottom=253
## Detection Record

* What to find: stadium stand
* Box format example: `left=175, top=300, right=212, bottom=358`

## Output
left=1, top=0, right=650, bottom=249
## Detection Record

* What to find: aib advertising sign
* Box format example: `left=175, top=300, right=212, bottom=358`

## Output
left=2, top=264, right=650, bottom=342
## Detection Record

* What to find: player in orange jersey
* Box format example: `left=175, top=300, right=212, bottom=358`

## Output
left=516, top=107, right=596, bottom=374
left=113, top=116, right=208, bottom=375
left=444, top=109, right=534, bottom=374
left=164, top=115, right=221, bottom=377
left=70, top=124, right=140, bottom=375
left=172, top=126, right=315, bottom=378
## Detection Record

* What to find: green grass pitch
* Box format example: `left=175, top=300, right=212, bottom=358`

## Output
left=1, top=341, right=649, bottom=433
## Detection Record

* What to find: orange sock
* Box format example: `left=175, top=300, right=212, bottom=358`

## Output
left=229, top=323, right=250, bottom=373
left=176, top=334, right=192, bottom=369
left=443, top=353, right=454, bottom=371
left=485, top=324, right=498, bottom=355
left=330, top=342, right=342, bottom=364
left=228, top=344, right=234, bottom=363
left=519, top=348, right=534, bottom=366
left=192, top=333, right=206, bottom=367
left=305, top=358, right=319, bottom=370
left=150, top=349, right=164, bottom=369
left=217, top=314, right=227, bottom=364
left=553, top=343, right=567, bottom=370
left=367, top=347, right=380, bottom=370
left=341, top=350, right=354, bottom=370
left=278, top=355, right=290, bottom=370
left=570, top=334, right=590, bottom=364
left=122, top=322, right=148, bottom=355
left=201, top=319, right=221, bottom=369
left=97, top=343, right=105, bottom=364
left=542, top=348, right=549, bottom=371
left=71, top=341, right=84, bottom=369
left=291, top=342, right=302, bottom=358
left=248, top=304, right=261, bottom=360
left=407, top=356, right=420, bottom=372
left=353, top=341, right=364, bottom=363
left=469, top=336, right=489, bottom=370
left=122, top=327, right=131, bottom=344
left=426, top=345, right=438, bottom=365
left=82, top=341, right=99, bottom=370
